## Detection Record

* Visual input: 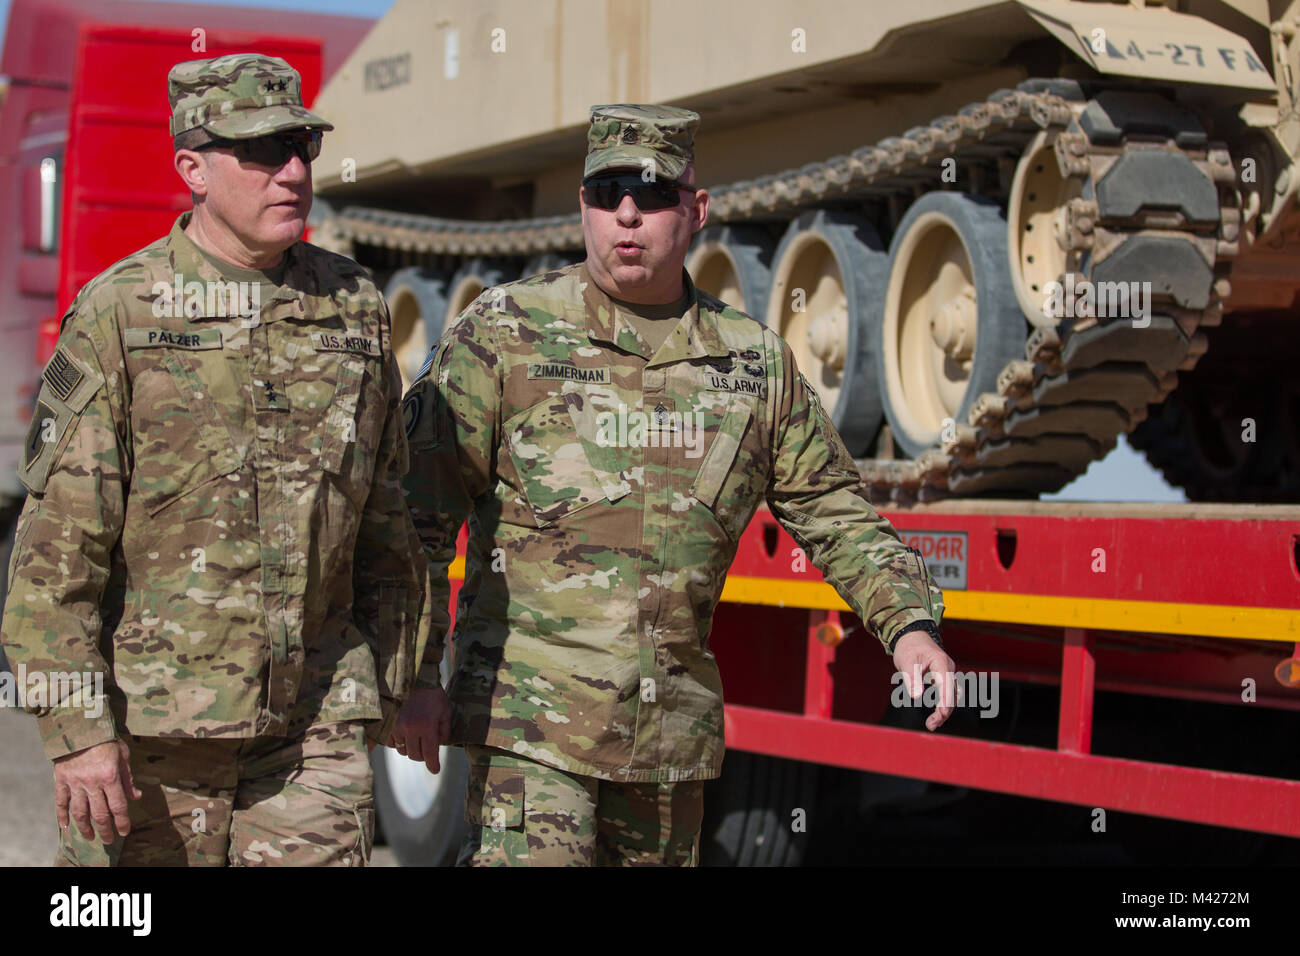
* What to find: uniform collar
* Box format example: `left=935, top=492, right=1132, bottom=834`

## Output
left=578, top=261, right=730, bottom=366
left=165, top=212, right=305, bottom=321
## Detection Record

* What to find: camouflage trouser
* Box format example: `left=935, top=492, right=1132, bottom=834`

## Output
left=56, top=721, right=373, bottom=867
left=458, top=745, right=704, bottom=866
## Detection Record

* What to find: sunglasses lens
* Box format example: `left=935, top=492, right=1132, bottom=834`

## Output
left=585, top=176, right=680, bottom=210
left=233, top=131, right=322, bottom=166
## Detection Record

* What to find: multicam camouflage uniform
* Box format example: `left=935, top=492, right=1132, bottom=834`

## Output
left=403, top=103, right=945, bottom=867
left=0, top=54, right=428, bottom=866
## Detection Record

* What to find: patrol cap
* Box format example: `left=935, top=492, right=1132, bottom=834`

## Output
left=168, top=53, right=334, bottom=139
left=585, top=104, right=699, bottom=181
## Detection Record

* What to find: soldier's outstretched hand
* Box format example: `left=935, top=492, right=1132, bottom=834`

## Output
left=891, top=630, right=957, bottom=732
left=389, top=685, right=452, bottom=774
left=52, top=739, right=142, bottom=844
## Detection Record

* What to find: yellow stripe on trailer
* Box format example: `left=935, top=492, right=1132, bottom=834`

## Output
left=447, top=558, right=1296, bottom=642
left=717, top=574, right=1298, bottom=643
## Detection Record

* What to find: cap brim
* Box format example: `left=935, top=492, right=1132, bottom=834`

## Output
left=203, top=104, right=334, bottom=139
left=585, top=148, right=687, bottom=182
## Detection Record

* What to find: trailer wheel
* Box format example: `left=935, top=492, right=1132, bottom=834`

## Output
left=370, top=741, right=470, bottom=867
left=446, top=258, right=511, bottom=328
left=700, top=751, right=816, bottom=866
left=687, top=224, right=774, bottom=319
left=765, top=210, right=888, bottom=455
left=878, top=192, right=1026, bottom=459
left=385, top=267, right=450, bottom=390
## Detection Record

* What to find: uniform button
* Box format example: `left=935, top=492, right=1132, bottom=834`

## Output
left=643, top=369, right=665, bottom=391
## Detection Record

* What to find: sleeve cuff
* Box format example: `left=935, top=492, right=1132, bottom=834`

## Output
left=367, top=696, right=401, bottom=746
left=885, top=617, right=943, bottom=655
left=37, top=707, right=118, bottom=762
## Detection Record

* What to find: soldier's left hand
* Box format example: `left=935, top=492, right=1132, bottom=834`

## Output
left=388, top=685, right=451, bottom=774
left=891, top=630, right=957, bottom=731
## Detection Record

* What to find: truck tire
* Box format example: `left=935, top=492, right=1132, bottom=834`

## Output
left=700, top=751, right=816, bottom=866
left=370, top=741, right=470, bottom=867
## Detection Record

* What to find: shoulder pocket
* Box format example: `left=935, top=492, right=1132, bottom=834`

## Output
left=690, top=399, right=753, bottom=509
left=321, top=356, right=366, bottom=475
left=321, top=356, right=387, bottom=512
left=18, top=348, right=103, bottom=496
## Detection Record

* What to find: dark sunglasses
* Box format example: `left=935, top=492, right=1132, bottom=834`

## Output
left=581, top=174, right=698, bottom=211
left=197, top=130, right=323, bottom=167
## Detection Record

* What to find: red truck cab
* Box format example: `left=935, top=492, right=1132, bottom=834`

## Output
left=0, top=0, right=370, bottom=521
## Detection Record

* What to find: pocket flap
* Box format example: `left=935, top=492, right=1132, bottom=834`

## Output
left=690, top=399, right=754, bottom=509
left=160, top=350, right=243, bottom=476
left=561, top=385, right=630, bottom=504
left=466, top=764, right=525, bottom=829
left=321, top=357, right=365, bottom=475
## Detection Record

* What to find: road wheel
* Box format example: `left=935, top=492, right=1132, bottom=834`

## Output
left=700, top=751, right=816, bottom=866
left=446, top=258, right=510, bottom=328
left=878, top=192, right=1026, bottom=459
left=385, top=267, right=450, bottom=391
left=1007, top=130, right=1082, bottom=327
left=370, top=741, right=469, bottom=867
left=687, top=224, right=774, bottom=318
left=765, top=210, right=888, bottom=455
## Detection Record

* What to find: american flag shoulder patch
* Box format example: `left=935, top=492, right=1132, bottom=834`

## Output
left=42, top=348, right=85, bottom=404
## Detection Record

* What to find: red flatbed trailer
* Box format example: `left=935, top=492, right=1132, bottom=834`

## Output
left=430, top=502, right=1300, bottom=861
left=710, top=500, right=1300, bottom=842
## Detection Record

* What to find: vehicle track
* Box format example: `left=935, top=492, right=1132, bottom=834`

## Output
left=328, top=80, right=1237, bottom=502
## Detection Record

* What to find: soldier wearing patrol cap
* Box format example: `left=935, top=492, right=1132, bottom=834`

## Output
left=398, top=104, right=952, bottom=866
left=0, top=54, right=431, bottom=866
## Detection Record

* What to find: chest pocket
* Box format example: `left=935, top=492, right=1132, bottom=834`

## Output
left=505, top=385, right=631, bottom=528
left=320, top=356, right=384, bottom=512
left=133, top=350, right=243, bottom=516
left=689, top=397, right=763, bottom=542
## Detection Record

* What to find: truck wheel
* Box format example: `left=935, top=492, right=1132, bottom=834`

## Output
left=765, top=210, right=888, bottom=455
left=878, top=192, right=1026, bottom=459
left=700, top=751, right=816, bottom=866
left=385, top=267, right=450, bottom=390
left=687, top=224, right=774, bottom=319
left=370, top=741, right=470, bottom=867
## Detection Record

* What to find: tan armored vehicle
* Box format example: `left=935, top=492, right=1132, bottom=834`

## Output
left=312, top=0, right=1300, bottom=503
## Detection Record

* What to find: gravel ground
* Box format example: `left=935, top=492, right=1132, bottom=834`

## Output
left=0, top=707, right=57, bottom=866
